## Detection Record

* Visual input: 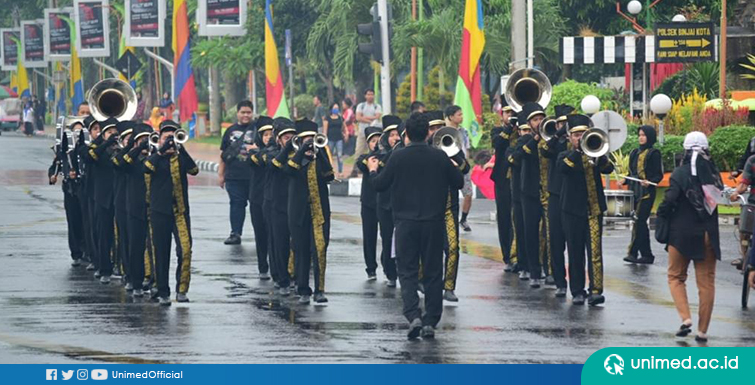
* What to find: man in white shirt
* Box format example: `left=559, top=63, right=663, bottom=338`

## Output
left=355, top=89, right=382, bottom=156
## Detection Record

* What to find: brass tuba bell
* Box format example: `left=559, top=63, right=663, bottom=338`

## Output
left=87, top=78, right=138, bottom=122
left=504, top=68, right=552, bottom=112
left=580, top=128, right=610, bottom=158
left=431, top=127, right=463, bottom=157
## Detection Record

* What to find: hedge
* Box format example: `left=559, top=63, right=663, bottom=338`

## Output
left=619, top=125, right=755, bottom=172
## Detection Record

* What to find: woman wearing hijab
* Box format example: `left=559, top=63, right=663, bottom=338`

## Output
left=149, top=107, right=164, bottom=129
left=657, top=132, right=721, bottom=343
left=622, top=126, right=663, bottom=264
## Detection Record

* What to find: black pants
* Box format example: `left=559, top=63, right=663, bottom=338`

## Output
left=548, top=193, right=567, bottom=289
left=521, top=196, right=543, bottom=279
left=628, top=192, right=655, bottom=258
left=377, top=207, right=397, bottom=281
left=127, top=215, right=147, bottom=291
left=88, top=198, right=100, bottom=268
left=512, top=196, right=526, bottom=270
left=151, top=210, right=193, bottom=298
left=443, top=205, right=461, bottom=290
left=249, top=202, right=269, bottom=274
left=494, top=180, right=512, bottom=264
left=361, top=205, right=379, bottom=275
left=63, top=188, right=84, bottom=260
left=225, top=179, right=251, bottom=236
left=563, top=213, right=604, bottom=297
left=95, top=205, right=114, bottom=276
left=115, top=208, right=129, bottom=277
left=76, top=189, right=94, bottom=262
left=262, top=201, right=280, bottom=283
left=271, top=208, right=292, bottom=287
left=395, top=219, right=444, bottom=327
left=291, top=212, right=330, bottom=296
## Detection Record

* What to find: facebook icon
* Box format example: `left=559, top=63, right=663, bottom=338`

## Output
left=46, top=369, right=57, bottom=380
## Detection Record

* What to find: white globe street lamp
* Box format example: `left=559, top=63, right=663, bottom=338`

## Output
left=672, top=14, right=687, bottom=22
left=627, top=0, right=643, bottom=16
left=581, top=95, right=601, bottom=115
left=650, top=94, right=672, bottom=144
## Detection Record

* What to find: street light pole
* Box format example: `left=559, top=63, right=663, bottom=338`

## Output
left=720, top=0, right=727, bottom=99
left=377, top=0, right=391, bottom=114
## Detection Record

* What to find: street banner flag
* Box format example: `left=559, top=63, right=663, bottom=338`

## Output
left=453, top=0, right=485, bottom=148
left=172, top=0, right=199, bottom=123
left=11, top=35, right=30, bottom=98
left=10, top=72, right=17, bottom=94
left=70, top=43, right=85, bottom=111
left=264, top=0, right=290, bottom=118
left=56, top=61, right=68, bottom=115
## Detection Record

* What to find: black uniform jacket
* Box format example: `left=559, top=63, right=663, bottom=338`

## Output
left=490, top=124, right=514, bottom=183
left=541, top=135, right=569, bottom=195
left=557, top=150, right=614, bottom=217
left=356, top=153, right=378, bottom=210
left=282, top=146, right=334, bottom=226
left=84, top=140, right=117, bottom=210
left=144, top=150, right=199, bottom=216
left=116, top=145, right=149, bottom=221
left=372, top=142, right=464, bottom=222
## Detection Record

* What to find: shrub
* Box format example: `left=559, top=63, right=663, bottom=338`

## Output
left=708, top=125, right=755, bottom=171
left=665, top=89, right=707, bottom=136
left=548, top=80, right=618, bottom=116
left=294, top=94, right=314, bottom=120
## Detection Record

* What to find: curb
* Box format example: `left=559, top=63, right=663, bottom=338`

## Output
left=196, top=159, right=219, bottom=174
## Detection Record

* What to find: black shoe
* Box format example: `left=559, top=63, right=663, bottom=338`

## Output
left=407, top=319, right=422, bottom=340
left=544, top=276, right=556, bottom=287
left=675, top=323, right=692, bottom=337
left=588, top=294, right=605, bottom=306
left=367, top=273, right=377, bottom=281
left=420, top=325, right=435, bottom=339
left=636, top=256, right=655, bottom=265
left=695, top=335, right=708, bottom=343
left=224, top=233, right=241, bottom=245
left=555, top=288, right=567, bottom=298
left=86, top=263, right=96, bottom=271
left=573, top=294, right=586, bottom=305
left=460, top=220, right=472, bottom=232
left=313, top=293, right=328, bottom=303
left=503, top=263, right=513, bottom=272
left=623, top=255, right=639, bottom=263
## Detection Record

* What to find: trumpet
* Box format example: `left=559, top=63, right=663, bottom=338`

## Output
left=174, top=129, right=188, bottom=144
left=149, top=132, right=161, bottom=148
left=292, top=133, right=328, bottom=151
left=431, top=127, right=463, bottom=157
left=87, top=78, right=138, bottom=122
left=580, top=128, right=610, bottom=159
left=540, top=118, right=559, bottom=142
left=504, top=68, right=552, bottom=112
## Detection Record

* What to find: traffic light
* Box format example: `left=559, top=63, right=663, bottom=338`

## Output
left=357, top=4, right=382, bottom=63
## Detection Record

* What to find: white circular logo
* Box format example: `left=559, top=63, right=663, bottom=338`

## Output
left=604, top=354, right=625, bottom=375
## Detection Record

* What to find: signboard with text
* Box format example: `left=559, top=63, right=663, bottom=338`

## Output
left=21, top=20, right=46, bottom=68
left=74, top=0, right=110, bottom=57
left=125, top=0, right=166, bottom=47
left=0, top=28, right=20, bottom=71
left=655, top=22, right=716, bottom=63
left=44, top=8, right=73, bottom=61
left=197, top=0, right=246, bottom=37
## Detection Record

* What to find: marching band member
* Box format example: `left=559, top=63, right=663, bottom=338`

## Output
left=78, top=116, right=101, bottom=272
left=269, top=117, right=298, bottom=295
left=425, top=110, right=445, bottom=140
left=112, top=121, right=136, bottom=284
left=488, top=101, right=515, bottom=272
left=369, top=113, right=464, bottom=339
left=516, top=102, right=548, bottom=288
left=622, top=125, right=663, bottom=265
left=509, top=114, right=528, bottom=278
left=115, top=124, right=153, bottom=297
left=249, top=116, right=275, bottom=282
left=373, top=115, right=403, bottom=287
left=558, top=114, right=614, bottom=306
left=283, top=119, right=334, bottom=304
left=541, top=104, right=575, bottom=297
left=144, top=121, right=199, bottom=305
left=83, top=117, right=120, bottom=284
left=357, top=126, right=385, bottom=281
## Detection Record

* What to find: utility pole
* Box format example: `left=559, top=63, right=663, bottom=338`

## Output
left=417, top=0, right=424, bottom=101
left=410, top=0, right=417, bottom=102
left=377, top=0, right=391, bottom=114
left=511, top=0, right=526, bottom=71
left=526, top=0, right=533, bottom=68
left=719, top=0, right=727, bottom=99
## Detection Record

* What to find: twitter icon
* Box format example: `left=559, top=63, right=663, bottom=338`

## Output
left=61, top=370, right=74, bottom=380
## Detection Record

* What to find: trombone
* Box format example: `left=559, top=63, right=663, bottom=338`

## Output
left=539, top=118, right=559, bottom=142
left=580, top=128, right=611, bottom=159
left=503, top=68, right=552, bottom=112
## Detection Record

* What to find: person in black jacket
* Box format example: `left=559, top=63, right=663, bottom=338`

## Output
left=541, top=104, right=574, bottom=297
left=144, top=120, right=199, bottom=306
left=115, top=124, right=152, bottom=297
left=282, top=118, right=335, bottom=305
left=509, top=115, right=528, bottom=278
left=268, top=118, right=297, bottom=295
left=112, top=122, right=135, bottom=284
left=658, top=132, right=721, bottom=343
left=369, top=113, right=464, bottom=340
left=514, top=102, right=548, bottom=288
left=357, top=126, right=386, bottom=282
left=49, top=120, right=86, bottom=267
left=247, top=116, right=274, bottom=281
left=77, top=116, right=101, bottom=272
left=622, top=125, right=663, bottom=265
left=486, top=100, right=515, bottom=272
left=83, top=117, right=120, bottom=284
left=557, top=114, right=614, bottom=306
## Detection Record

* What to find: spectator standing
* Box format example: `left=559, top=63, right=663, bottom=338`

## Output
left=323, top=103, right=345, bottom=177
left=135, top=89, right=146, bottom=121
left=23, top=102, right=35, bottom=136
left=342, top=98, right=356, bottom=156
left=355, top=89, right=382, bottom=156
left=159, top=92, right=175, bottom=122
left=312, top=95, right=326, bottom=133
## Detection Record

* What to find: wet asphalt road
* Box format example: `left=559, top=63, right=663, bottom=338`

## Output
left=1, top=133, right=754, bottom=364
